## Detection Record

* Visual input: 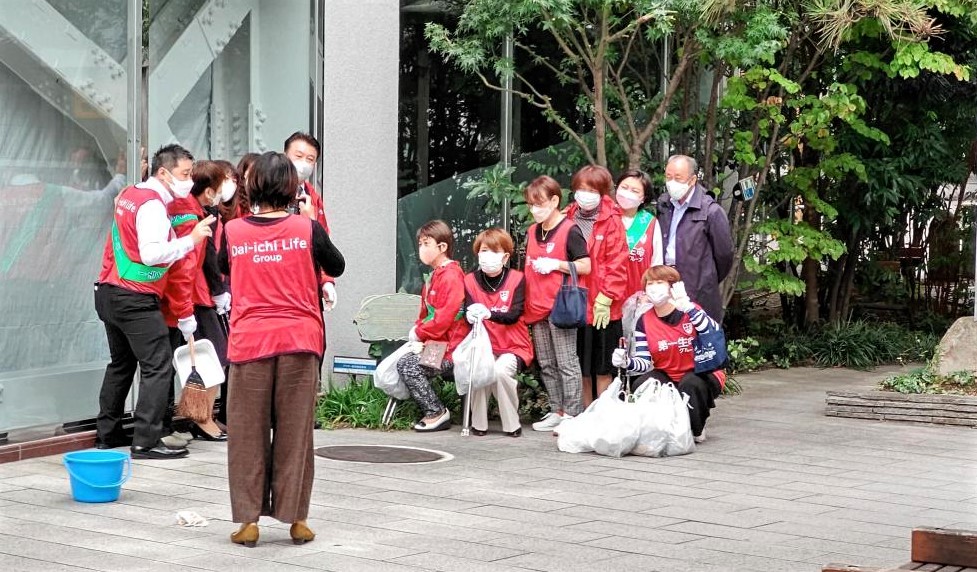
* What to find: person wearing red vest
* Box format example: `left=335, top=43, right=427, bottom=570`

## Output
left=93, top=144, right=215, bottom=460
left=463, top=228, right=534, bottom=437
left=612, top=265, right=726, bottom=443
left=565, top=165, right=630, bottom=405
left=399, top=220, right=471, bottom=432
left=161, top=161, right=236, bottom=442
left=218, top=152, right=344, bottom=547
left=522, top=176, right=591, bottom=433
left=614, top=169, right=663, bottom=297
left=283, top=132, right=337, bottom=312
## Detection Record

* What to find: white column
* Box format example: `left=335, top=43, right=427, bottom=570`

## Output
left=321, top=0, right=399, bottom=385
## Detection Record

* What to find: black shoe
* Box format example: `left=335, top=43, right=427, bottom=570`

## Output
left=189, top=423, right=227, bottom=442
left=470, top=428, right=488, bottom=436
left=131, top=443, right=189, bottom=459
left=94, top=434, right=132, bottom=449
left=504, top=427, right=522, bottom=438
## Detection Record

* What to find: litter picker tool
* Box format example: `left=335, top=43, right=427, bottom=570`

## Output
left=460, top=319, right=481, bottom=437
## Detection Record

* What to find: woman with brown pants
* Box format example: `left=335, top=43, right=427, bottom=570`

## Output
left=218, top=152, right=345, bottom=547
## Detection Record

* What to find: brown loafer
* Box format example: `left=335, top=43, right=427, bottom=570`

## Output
left=290, top=521, right=316, bottom=545
left=231, top=523, right=258, bottom=547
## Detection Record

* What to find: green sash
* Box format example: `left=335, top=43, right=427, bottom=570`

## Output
left=170, top=213, right=199, bottom=227
left=625, top=211, right=654, bottom=251
left=111, top=223, right=168, bottom=282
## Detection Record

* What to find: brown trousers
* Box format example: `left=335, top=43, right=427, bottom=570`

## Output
left=227, top=353, right=318, bottom=523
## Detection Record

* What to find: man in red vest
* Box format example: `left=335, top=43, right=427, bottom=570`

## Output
left=93, top=144, right=215, bottom=459
left=283, top=132, right=337, bottom=311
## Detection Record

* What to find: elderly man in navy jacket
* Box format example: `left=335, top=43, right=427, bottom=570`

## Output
left=656, top=155, right=734, bottom=322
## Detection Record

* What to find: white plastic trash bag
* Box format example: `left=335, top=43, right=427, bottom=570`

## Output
left=373, top=343, right=412, bottom=400
left=591, top=396, right=642, bottom=457
left=662, top=383, right=695, bottom=456
left=451, top=320, right=496, bottom=396
left=630, top=379, right=672, bottom=458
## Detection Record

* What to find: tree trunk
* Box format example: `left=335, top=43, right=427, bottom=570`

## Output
left=802, top=199, right=821, bottom=325
left=702, top=65, right=724, bottom=190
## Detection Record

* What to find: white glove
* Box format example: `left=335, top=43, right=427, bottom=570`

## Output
left=465, top=303, right=491, bottom=324
left=177, top=316, right=197, bottom=341
left=212, top=292, right=231, bottom=315
left=322, top=282, right=337, bottom=312
left=670, top=281, right=694, bottom=312
left=408, top=326, right=419, bottom=342
left=532, top=257, right=561, bottom=275
left=408, top=341, right=424, bottom=354
left=611, top=348, right=630, bottom=369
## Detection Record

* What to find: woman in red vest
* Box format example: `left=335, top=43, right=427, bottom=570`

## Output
left=522, top=176, right=591, bottom=433
left=611, top=265, right=725, bottom=443
left=462, top=228, right=534, bottom=437
left=218, top=152, right=345, bottom=547
left=615, top=169, right=663, bottom=297
left=399, top=220, right=470, bottom=432
left=161, top=160, right=235, bottom=442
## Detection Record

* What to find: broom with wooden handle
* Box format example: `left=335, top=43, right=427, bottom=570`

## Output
left=176, top=335, right=212, bottom=423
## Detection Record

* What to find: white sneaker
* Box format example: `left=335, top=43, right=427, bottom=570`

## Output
left=161, top=434, right=188, bottom=448
left=532, top=412, right=566, bottom=432
left=694, top=431, right=706, bottom=444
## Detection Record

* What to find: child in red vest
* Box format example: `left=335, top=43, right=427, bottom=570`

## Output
left=462, top=228, right=534, bottom=437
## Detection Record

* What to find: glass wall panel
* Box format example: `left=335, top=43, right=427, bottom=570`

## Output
left=0, top=0, right=132, bottom=434
left=148, top=0, right=311, bottom=164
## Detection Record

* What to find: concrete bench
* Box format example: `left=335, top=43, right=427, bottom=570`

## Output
left=824, top=528, right=977, bottom=572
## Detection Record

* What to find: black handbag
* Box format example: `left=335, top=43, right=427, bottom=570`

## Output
left=549, top=261, right=589, bottom=329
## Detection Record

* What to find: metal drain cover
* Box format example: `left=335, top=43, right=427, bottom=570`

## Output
left=315, top=445, right=451, bottom=464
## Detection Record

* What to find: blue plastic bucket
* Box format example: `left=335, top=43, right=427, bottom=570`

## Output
left=62, top=450, right=131, bottom=503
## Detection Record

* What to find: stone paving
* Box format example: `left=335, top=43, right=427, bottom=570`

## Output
left=0, top=366, right=975, bottom=571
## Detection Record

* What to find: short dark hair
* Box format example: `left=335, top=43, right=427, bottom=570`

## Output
left=249, top=152, right=299, bottom=210
left=416, top=220, right=454, bottom=258
left=151, top=144, right=193, bottom=177
left=571, top=164, right=613, bottom=196
left=189, top=161, right=228, bottom=197
left=284, top=132, right=321, bottom=158
left=615, top=169, right=654, bottom=203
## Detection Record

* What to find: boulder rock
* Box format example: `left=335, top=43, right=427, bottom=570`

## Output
left=936, top=317, right=977, bottom=377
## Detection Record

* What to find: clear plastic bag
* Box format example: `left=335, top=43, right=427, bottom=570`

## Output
left=373, top=343, right=412, bottom=400
left=451, top=320, right=496, bottom=395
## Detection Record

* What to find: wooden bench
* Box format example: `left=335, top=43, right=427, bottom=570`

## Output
left=824, top=528, right=977, bottom=572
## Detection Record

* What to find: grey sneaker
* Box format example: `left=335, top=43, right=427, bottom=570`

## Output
left=161, top=434, right=188, bottom=449
left=173, top=431, right=193, bottom=442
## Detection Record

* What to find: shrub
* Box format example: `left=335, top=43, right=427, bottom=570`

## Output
left=316, top=376, right=461, bottom=430
left=879, top=365, right=977, bottom=395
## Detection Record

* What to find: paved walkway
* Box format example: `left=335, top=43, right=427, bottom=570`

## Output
left=0, top=366, right=975, bottom=572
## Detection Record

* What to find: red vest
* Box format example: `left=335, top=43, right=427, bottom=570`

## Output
left=522, top=219, right=573, bottom=324
left=463, top=270, right=534, bottom=366
left=624, top=216, right=660, bottom=297
left=97, top=186, right=172, bottom=297
left=167, top=198, right=211, bottom=307
left=641, top=310, right=726, bottom=388
left=224, top=215, right=323, bottom=363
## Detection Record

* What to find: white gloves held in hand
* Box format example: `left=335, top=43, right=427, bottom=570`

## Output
left=532, top=257, right=561, bottom=275
left=408, top=341, right=424, bottom=354
left=670, top=280, right=694, bottom=312
left=322, top=282, right=337, bottom=311
left=465, top=303, right=491, bottom=324
left=408, top=326, right=419, bottom=342
left=212, top=292, right=231, bottom=315
left=177, top=316, right=197, bottom=341
left=611, top=348, right=630, bottom=369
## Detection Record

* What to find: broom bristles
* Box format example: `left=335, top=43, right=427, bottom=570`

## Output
left=177, top=373, right=212, bottom=423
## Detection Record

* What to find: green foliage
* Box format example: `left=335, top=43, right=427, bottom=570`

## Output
left=744, top=220, right=847, bottom=297
left=726, top=337, right=764, bottom=374
left=880, top=365, right=977, bottom=395
left=462, top=165, right=533, bottom=235
left=806, top=321, right=938, bottom=369
left=316, top=376, right=461, bottom=431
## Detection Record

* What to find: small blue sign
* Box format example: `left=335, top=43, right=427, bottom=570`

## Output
left=333, top=356, right=377, bottom=376
left=740, top=176, right=756, bottom=201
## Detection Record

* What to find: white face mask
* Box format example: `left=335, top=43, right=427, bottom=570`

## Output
left=574, top=190, right=601, bottom=211
left=666, top=180, right=691, bottom=201
left=645, top=283, right=671, bottom=306
left=616, top=188, right=642, bottom=210
left=478, top=251, right=506, bottom=275
left=530, top=204, right=553, bottom=224
left=167, top=170, right=194, bottom=198
left=292, top=160, right=314, bottom=182
left=220, top=180, right=237, bottom=203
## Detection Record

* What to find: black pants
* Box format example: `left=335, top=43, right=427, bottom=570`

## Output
left=94, top=283, right=173, bottom=449
left=630, top=369, right=721, bottom=437
left=165, top=305, right=229, bottom=431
